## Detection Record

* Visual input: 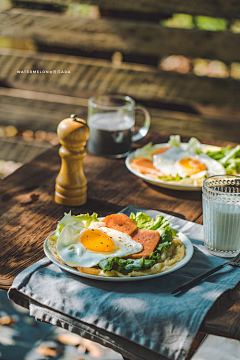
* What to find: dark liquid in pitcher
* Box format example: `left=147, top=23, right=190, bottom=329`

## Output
left=87, top=113, right=134, bottom=157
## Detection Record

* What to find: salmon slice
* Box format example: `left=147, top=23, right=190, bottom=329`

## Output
left=131, top=158, right=162, bottom=175
left=129, top=229, right=160, bottom=259
left=103, top=213, right=137, bottom=235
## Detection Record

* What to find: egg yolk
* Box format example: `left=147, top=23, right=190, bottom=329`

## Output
left=81, top=229, right=115, bottom=253
left=178, top=158, right=207, bottom=175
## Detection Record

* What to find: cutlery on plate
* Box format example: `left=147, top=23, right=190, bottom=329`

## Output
left=171, top=252, right=240, bottom=295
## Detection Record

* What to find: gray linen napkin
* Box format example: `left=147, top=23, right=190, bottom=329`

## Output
left=8, top=206, right=240, bottom=360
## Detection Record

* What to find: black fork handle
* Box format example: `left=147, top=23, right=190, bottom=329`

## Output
left=171, top=262, right=231, bottom=295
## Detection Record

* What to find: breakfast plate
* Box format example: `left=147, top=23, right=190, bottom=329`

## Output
left=43, top=229, right=194, bottom=282
left=125, top=143, right=222, bottom=191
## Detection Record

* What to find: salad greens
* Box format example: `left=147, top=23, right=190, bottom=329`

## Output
left=158, top=173, right=184, bottom=181
left=54, top=211, right=99, bottom=241
left=99, top=256, right=155, bottom=275
left=54, top=211, right=176, bottom=274
left=99, top=212, right=176, bottom=274
left=129, top=212, right=168, bottom=231
left=132, top=135, right=240, bottom=179
left=168, top=135, right=202, bottom=154
left=168, top=134, right=181, bottom=148
left=206, top=144, right=240, bottom=175
left=166, top=136, right=240, bottom=175
left=133, top=142, right=154, bottom=160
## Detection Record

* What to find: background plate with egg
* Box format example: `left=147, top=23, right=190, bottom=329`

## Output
left=125, top=137, right=225, bottom=191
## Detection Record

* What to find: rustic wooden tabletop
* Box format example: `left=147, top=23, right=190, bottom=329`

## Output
left=0, top=131, right=239, bottom=360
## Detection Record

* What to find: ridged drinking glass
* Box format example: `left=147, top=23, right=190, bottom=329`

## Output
left=202, top=175, right=240, bottom=257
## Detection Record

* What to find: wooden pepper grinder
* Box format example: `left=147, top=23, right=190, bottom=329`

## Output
left=55, top=114, right=90, bottom=206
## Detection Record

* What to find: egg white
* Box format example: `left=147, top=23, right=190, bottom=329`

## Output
left=57, top=222, right=143, bottom=268
left=153, top=146, right=226, bottom=178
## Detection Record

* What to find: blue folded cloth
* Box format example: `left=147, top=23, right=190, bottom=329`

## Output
left=8, top=206, right=240, bottom=360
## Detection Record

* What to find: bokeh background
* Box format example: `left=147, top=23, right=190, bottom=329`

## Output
left=1, top=0, right=240, bottom=179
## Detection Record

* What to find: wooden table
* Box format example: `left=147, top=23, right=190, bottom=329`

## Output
left=0, top=131, right=239, bottom=360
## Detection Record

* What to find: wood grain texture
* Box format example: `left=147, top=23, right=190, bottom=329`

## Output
left=0, top=132, right=199, bottom=290
left=0, top=137, right=51, bottom=163
left=201, top=283, right=240, bottom=339
left=0, top=131, right=234, bottom=288
left=185, top=332, right=207, bottom=360
left=1, top=48, right=240, bottom=113
left=12, top=0, right=240, bottom=19
left=0, top=131, right=239, bottom=350
left=1, top=87, right=240, bottom=143
left=0, top=87, right=88, bottom=133
left=1, top=9, right=240, bottom=62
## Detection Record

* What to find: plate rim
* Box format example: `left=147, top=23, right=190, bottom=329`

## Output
left=125, top=142, right=221, bottom=191
left=43, top=224, right=194, bottom=282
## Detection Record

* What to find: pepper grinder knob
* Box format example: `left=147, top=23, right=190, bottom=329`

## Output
left=55, top=114, right=90, bottom=206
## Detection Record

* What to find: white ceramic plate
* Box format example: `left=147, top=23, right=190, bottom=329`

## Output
left=43, top=228, right=194, bottom=282
left=125, top=143, right=221, bottom=191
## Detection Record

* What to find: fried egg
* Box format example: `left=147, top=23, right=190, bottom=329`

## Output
left=57, top=221, right=143, bottom=268
left=153, top=146, right=226, bottom=178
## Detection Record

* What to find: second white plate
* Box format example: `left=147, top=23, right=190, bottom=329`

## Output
left=125, top=143, right=221, bottom=191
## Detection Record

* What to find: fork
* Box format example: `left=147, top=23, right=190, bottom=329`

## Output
left=171, top=252, right=240, bottom=295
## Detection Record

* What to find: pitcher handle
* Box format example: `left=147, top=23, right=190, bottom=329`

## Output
left=131, top=105, right=151, bottom=142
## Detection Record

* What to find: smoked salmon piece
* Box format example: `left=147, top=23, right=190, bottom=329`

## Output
left=103, top=213, right=137, bottom=235
left=131, top=158, right=162, bottom=175
left=131, top=148, right=169, bottom=176
left=129, top=229, right=160, bottom=259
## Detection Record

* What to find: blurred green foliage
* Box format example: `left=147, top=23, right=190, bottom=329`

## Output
left=231, top=20, right=240, bottom=33
left=231, top=63, right=240, bottom=79
left=161, top=14, right=194, bottom=29
left=195, top=16, right=229, bottom=31
left=161, top=13, right=229, bottom=32
left=67, top=4, right=96, bottom=17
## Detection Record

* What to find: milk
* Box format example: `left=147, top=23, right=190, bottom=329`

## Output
left=203, top=199, right=240, bottom=257
left=87, top=112, right=135, bottom=157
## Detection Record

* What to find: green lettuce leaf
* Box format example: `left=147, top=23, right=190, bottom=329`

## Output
left=219, top=145, right=240, bottom=166
left=206, top=145, right=232, bottom=161
left=54, top=211, right=99, bottom=241
left=133, top=142, right=154, bottom=160
left=158, top=173, right=183, bottom=181
left=148, top=228, right=173, bottom=261
left=99, top=223, right=175, bottom=273
left=99, top=256, right=155, bottom=274
left=225, top=158, right=240, bottom=174
left=74, top=213, right=99, bottom=227
left=127, top=211, right=176, bottom=265
left=129, top=212, right=169, bottom=231
left=186, top=137, right=202, bottom=154
left=168, top=135, right=181, bottom=147
left=207, top=145, right=240, bottom=175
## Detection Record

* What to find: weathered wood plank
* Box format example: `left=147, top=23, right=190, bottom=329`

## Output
left=201, top=285, right=240, bottom=339
left=0, top=134, right=204, bottom=290
left=0, top=87, right=88, bottom=132
left=1, top=9, right=240, bottom=62
left=0, top=137, right=51, bottom=163
left=0, top=137, right=239, bottom=345
left=0, top=48, right=240, bottom=112
left=0, top=134, right=240, bottom=360
left=11, top=0, right=240, bottom=20
left=0, top=87, right=239, bottom=143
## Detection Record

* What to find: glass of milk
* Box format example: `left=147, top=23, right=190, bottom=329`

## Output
left=202, top=175, right=240, bottom=257
left=87, top=95, right=150, bottom=158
